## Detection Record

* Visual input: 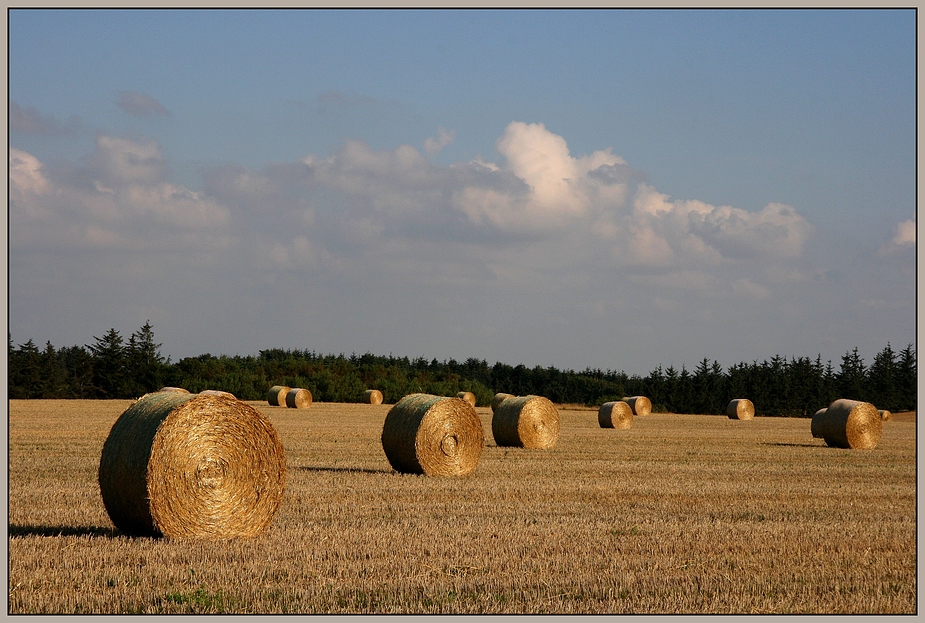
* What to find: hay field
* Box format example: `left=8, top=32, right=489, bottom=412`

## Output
left=8, top=399, right=916, bottom=614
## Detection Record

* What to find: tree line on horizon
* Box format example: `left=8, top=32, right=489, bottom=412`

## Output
left=7, top=321, right=917, bottom=416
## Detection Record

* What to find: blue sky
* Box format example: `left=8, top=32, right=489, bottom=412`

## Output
left=8, top=8, right=917, bottom=376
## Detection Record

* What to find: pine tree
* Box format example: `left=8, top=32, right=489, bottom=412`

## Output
left=837, top=347, right=867, bottom=401
left=896, top=344, right=917, bottom=411
left=867, top=343, right=899, bottom=411
left=87, top=328, right=127, bottom=398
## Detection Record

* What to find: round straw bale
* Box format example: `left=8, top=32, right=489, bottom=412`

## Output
left=625, top=396, right=652, bottom=416
left=726, top=398, right=755, bottom=420
left=381, top=393, right=484, bottom=476
left=811, top=408, right=827, bottom=438
left=267, top=385, right=290, bottom=406
left=879, top=409, right=892, bottom=422
left=199, top=389, right=236, bottom=400
left=491, top=395, right=560, bottom=449
left=98, top=391, right=286, bottom=539
left=285, top=388, right=313, bottom=409
left=362, top=389, right=384, bottom=405
left=491, top=392, right=514, bottom=412
left=456, top=391, right=477, bottom=407
left=158, top=387, right=190, bottom=394
left=598, top=400, right=633, bottom=429
left=816, top=399, right=882, bottom=449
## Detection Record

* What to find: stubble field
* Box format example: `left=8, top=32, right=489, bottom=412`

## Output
left=7, top=398, right=917, bottom=614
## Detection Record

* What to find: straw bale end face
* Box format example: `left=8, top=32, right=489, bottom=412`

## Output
left=98, top=392, right=287, bottom=539
left=267, top=385, right=290, bottom=406
left=879, top=409, right=892, bottom=422
left=362, top=389, right=384, bottom=405
left=598, top=401, right=633, bottom=429
left=817, top=399, right=882, bottom=449
left=381, top=394, right=484, bottom=477
left=491, top=395, right=560, bottom=449
left=624, top=396, right=652, bottom=416
left=457, top=391, right=477, bottom=407
left=285, top=388, right=313, bottom=409
left=727, top=398, right=755, bottom=420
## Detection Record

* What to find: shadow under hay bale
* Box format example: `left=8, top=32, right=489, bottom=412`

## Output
left=381, top=393, right=484, bottom=476
left=491, top=393, right=514, bottom=412
left=457, top=391, right=477, bottom=407
left=815, top=399, right=882, bottom=449
left=98, top=391, right=287, bottom=539
left=285, top=388, right=313, bottom=409
left=727, top=398, right=755, bottom=420
left=491, top=395, right=560, bottom=449
left=267, top=385, right=290, bottom=406
left=624, top=396, right=652, bottom=416
left=158, top=387, right=190, bottom=394
left=362, top=389, right=384, bottom=405
left=811, top=408, right=827, bottom=438
left=598, top=401, right=633, bottom=429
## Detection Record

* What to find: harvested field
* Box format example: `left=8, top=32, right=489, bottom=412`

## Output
left=8, top=400, right=917, bottom=614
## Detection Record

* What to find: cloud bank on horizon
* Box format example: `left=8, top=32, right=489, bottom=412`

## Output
left=9, top=106, right=913, bottom=373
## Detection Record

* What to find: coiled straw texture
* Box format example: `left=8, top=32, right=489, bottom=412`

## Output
left=381, top=393, right=484, bottom=477
left=815, top=399, right=883, bottom=449
left=98, top=392, right=287, bottom=539
left=625, top=396, right=652, bottom=416
left=598, top=401, right=633, bottom=429
left=491, top=395, right=560, bottom=449
left=726, top=398, right=755, bottom=420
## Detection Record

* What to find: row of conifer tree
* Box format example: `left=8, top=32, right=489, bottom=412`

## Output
left=8, top=322, right=916, bottom=416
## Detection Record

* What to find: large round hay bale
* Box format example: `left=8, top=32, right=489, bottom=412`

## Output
left=625, top=396, right=652, bottom=416
left=267, top=385, right=290, bottom=406
left=816, top=399, right=882, bottom=449
left=491, top=395, right=560, bottom=449
left=491, top=393, right=514, bottom=412
left=879, top=409, right=892, bottom=422
left=285, top=388, right=313, bottom=409
left=811, top=408, right=827, bottom=438
left=598, top=401, right=633, bottom=429
left=158, top=387, right=190, bottom=394
left=98, top=391, right=286, bottom=539
left=199, top=389, right=236, bottom=400
left=456, top=391, right=477, bottom=407
left=726, top=398, right=755, bottom=420
left=362, top=389, right=384, bottom=405
left=381, top=393, right=484, bottom=477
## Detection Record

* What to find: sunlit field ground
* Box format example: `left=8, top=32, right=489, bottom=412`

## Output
left=8, top=399, right=916, bottom=614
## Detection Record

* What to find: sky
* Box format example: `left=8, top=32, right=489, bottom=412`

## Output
left=7, top=8, right=918, bottom=376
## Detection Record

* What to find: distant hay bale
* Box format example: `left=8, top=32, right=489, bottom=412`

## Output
left=199, top=389, right=236, bottom=400
left=815, top=399, right=883, bottom=449
left=381, top=393, right=484, bottom=476
left=98, top=391, right=286, bottom=539
left=491, top=393, right=514, bottom=412
left=267, top=385, right=290, bottom=406
left=158, top=387, right=190, bottom=394
left=811, top=408, right=827, bottom=438
left=598, top=401, right=633, bottom=429
left=726, top=398, right=755, bottom=420
left=285, top=388, right=313, bottom=409
left=362, top=389, right=384, bottom=405
left=457, top=391, right=477, bottom=407
left=625, top=396, right=652, bottom=416
left=491, top=395, right=560, bottom=449
left=879, top=409, right=892, bottom=422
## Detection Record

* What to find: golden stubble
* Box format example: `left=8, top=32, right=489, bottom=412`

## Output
left=8, top=400, right=916, bottom=614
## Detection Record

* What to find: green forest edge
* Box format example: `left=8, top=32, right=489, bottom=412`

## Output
left=8, top=321, right=917, bottom=417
